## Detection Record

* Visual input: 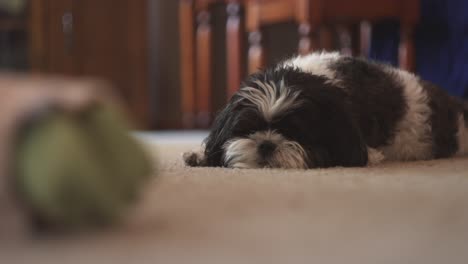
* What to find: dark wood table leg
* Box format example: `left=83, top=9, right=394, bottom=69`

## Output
left=399, top=0, right=419, bottom=72
left=337, top=24, right=352, bottom=56
left=398, top=26, right=415, bottom=71
left=359, top=21, right=371, bottom=58
left=308, top=0, right=323, bottom=52
left=296, top=0, right=312, bottom=55
left=226, top=1, right=243, bottom=100
left=319, top=24, right=334, bottom=52
left=196, top=4, right=212, bottom=128
left=246, top=1, right=264, bottom=74
left=179, top=0, right=196, bottom=128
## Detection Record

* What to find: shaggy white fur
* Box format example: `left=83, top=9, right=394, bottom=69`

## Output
left=282, top=51, right=341, bottom=85
left=367, top=147, right=385, bottom=165
left=380, top=68, right=433, bottom=161
left=285, top=53, right=436, bottom=162
left=224, top=130, right=308, bottom=169
left=238, top=80, right=301, bottom=122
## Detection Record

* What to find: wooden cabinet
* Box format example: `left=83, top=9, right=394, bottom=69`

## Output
left=30, top=0, right=150, bottom=128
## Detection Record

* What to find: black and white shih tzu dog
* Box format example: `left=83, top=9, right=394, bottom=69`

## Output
left=183, top=52, right=468, bottom=169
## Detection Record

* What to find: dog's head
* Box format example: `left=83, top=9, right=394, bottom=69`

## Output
left=198, top=67, right=368, bottom=169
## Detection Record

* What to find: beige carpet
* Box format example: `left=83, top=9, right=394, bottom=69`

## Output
left=2, top=135, right=468, bottom=264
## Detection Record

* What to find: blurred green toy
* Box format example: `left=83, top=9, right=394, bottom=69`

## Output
left=16, top=105, right=152, bottom=230
left=0, top=75, right=153, bottom=233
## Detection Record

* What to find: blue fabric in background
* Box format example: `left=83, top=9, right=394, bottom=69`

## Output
left=369, top=0, right=468, bottom=98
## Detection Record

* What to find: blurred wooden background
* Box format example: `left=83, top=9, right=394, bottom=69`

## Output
left=28, top=0, right=149, bottom=128
left=179, top=0, right=418, bottom=129
left=2, top=0, right=418, bottom=130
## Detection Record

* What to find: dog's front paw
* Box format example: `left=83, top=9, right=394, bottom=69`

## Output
left=183, top=151, right=205, bottom=167
left=367, top=147, right=385, bottom=166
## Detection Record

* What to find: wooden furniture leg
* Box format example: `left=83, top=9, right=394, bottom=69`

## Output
left=359, top=21, right=371, bottom=57
left=296, top=0, right=312, bottom=55
left=29, top=0, right=48, bottom=72
left=398, top=26, right=414, bottom=71
left=195, top=4, right=212, bottom=128
left=319, top=25, right=334, bottom=51
left=248, top=31, right=263, bottom=74
left=179, top=0, right=196, bottom=128
left=226, top=1, right=242, bottom=100
left=399, top=0, right=419, bottom=71
left=246, top=0, right=264, bottom=74
left=308, top=0, right=322, bottom=52
left=337, top=24, right=352, bottom=56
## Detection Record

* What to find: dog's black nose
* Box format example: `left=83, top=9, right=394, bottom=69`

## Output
left=258, top=140, right=277, bottom=157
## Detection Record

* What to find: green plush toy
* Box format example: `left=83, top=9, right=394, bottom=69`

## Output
left=14, top=105, right=152, bottom=230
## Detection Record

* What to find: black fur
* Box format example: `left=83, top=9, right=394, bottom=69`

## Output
left=202, top=93, right=269, bottom=166
left=421, top=80, right=463, bottom=158
left=203, top=67, right=368, bottom=168
left=189, top=55, right=466, bottom=169
left=328, top=57, right=407, bottom=148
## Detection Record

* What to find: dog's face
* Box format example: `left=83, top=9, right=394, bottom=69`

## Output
left=200, top=67, right=368, bottom=169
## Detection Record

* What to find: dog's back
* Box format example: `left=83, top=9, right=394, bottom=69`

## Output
left=284, top=52, right=468, bottom=161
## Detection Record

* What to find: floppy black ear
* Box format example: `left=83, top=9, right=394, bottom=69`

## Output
left=183, top=104, right=233, bottom=167
left=184, top=104, right=235, bottom=168
left=202, top=99, right=240, bottom=167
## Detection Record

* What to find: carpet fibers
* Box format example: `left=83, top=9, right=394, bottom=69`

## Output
left=2, top=134, right=468, bottom=263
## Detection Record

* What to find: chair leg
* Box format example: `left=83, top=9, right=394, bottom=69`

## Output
left=337, top=24, right=352, bottom=56
left=196, top=8, right=212, bottom=128
left=248, top=31, right=264, bottom=74
left=246, top=0, right=264, bottom=74
left=179, top=0, right=196, bottom=128
left=399, top=26, right=415, bottom=71
left=319, top=24, right=334, bottom=52
left=400, top=0, right=419, bottom=72
left=359, top=21, right=372, bottom=58
left=226, top=1, right=243, bottom=100
left=298, top=23, right=312, bottom=55
left=296, top=0, right=312, bottom=55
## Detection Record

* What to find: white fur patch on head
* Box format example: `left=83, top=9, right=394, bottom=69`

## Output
left=381, top=68, right=433, bottom=161
left=238, top=79, right=301, bottom=122
left=456, top=114, right=468, bottom=156
left=223, top=130, right=308, bottom=169
left=223, top=138, right=259, bottom=169
left=281, top=51, right=341, bottom=84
